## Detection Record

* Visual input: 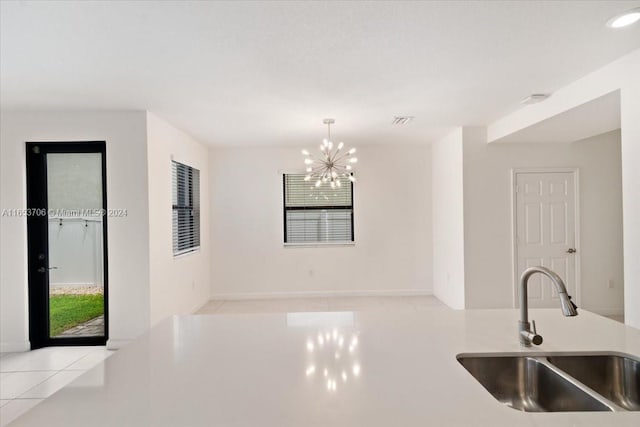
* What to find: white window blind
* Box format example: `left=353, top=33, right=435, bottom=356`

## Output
left=283, top=174, right=354, bottom=244
left=172, top=161, right=200, bottom=255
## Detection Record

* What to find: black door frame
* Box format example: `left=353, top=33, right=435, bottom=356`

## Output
left=26, top=141, right=109, bottom=349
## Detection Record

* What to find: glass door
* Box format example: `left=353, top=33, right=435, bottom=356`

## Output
left=26, top=141, right=108, bottom=348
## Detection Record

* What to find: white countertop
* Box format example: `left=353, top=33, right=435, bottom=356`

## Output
left=8, top=308, right=640, bottom=426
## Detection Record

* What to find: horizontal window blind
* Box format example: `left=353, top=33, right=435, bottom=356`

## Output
left=283, top=174, right=354, bottom=243
left=172, top=161, right=200, bottom=255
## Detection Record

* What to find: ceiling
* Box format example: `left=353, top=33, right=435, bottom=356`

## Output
left=491, top=91, right=621, bottom=144
left=1, top=1, right=639, bottom=147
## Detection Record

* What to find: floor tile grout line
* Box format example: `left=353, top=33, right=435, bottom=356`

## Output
left=1, top=371, right=58, bottom=401
left=5, top=397, right=45, bottom=401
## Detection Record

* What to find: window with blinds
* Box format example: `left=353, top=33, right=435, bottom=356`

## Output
left=172, top=161, right=200, bottom=256
left=283, top=174, right=354, bottom=244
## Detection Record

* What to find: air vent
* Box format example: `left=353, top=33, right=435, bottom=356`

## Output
left=521, top=94, right=551, bottom=105
left=392, top=116, right=414, bottom=125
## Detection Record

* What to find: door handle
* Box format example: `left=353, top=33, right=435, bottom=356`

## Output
left=566, top=248, right=576, bottom=254
left=36, top=266, right=58, bottom=273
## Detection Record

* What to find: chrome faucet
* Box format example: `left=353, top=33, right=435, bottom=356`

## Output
left=519, top=266, right=578, bottom=346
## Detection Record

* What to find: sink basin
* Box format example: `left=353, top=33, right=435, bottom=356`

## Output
left=458, top=355, right=613, bottom=412
left=547, top=354, right=640, bottom=411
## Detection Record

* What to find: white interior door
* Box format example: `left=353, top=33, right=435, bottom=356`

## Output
left=515, top=171, right=578, bottom=308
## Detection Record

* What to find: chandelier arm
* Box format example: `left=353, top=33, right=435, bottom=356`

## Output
left=332, top=152, right=352, bottom=163
left=329, top=147, right=343, bottom=163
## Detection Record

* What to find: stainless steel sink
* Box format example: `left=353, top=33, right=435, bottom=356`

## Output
left=546, top=354, right=640, bottom=411
left=458, top=355, right=613, bottom=412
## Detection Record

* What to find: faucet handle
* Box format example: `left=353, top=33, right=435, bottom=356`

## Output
left=568, top=295, right=578, bottom=311
left=530, top=320, right=543, bottom=345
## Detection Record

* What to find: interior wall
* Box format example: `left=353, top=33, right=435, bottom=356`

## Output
left=463, top=128, right=624, bottom=314
left=209, top=144, right=432, bottom=298
left=146, top=112, right=211, bottom=325
left=621, top=76, right=640, bottom=328
left=0, top=110, right=150, bottom=351
left=431, top=129, right=466, bottom=309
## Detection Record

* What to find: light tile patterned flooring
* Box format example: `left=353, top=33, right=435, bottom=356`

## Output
left=0, top=346, right=114, bottom=426
left=196, top=295, right=446, bottom=315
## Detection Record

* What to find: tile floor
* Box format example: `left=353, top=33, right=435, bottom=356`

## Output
left=0, top=346, right=114, bottom=426
left=196, top=295, right=445, bottom=314
left=604, top=314, right=625, bottom=323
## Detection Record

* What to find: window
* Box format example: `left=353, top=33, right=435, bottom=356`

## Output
left=172, top=160, right=200, bottom=255
left=283, top=173, right=354, bottom=244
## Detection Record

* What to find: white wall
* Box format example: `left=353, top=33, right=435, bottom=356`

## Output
left=0, top=111, right=150, bottom=352
left=431, top=129, right=465, bottom=309
left=209, top=144, right=432, bottom=298
left=621, top=74, right=640, bottom=328
left=146, top=112, right=211, bottom=325
left=463, top=128, right=624, bottom=314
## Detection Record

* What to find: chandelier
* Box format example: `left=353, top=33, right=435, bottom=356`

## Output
left=302, top=119, right=357, bottom=189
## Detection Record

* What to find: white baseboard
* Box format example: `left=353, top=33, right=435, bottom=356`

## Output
left=209, top=289, right=433, bottom=300
left=0, top=341, right=30, bottom=353
left=585, top=307, right=625, bottom=316
left=106, top=339, right=131, bottom=350
left=190, top=298, right=211, bottom=314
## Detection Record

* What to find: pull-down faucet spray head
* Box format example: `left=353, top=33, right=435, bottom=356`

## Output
left=559, top=292, right=578, bottom=317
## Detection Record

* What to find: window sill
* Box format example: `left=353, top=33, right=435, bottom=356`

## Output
left=173, top=247, right=201, bottom=258
left=284, top=242, right=355, bottom=248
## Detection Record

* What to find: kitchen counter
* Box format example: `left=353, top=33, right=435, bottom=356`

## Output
left=8, top=308, right=640, bottom=426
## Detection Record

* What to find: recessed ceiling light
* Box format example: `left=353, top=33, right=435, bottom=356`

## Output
left=606, top=7, right=640, bottom=28
left=521, top=94, right=551, bottom=105
left=392, top=116, right=414, bottom=125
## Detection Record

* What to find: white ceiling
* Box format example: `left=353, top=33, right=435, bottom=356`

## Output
left=1, top=1, right=639, bottom=146
left=491, top=90, right=621, bottom=144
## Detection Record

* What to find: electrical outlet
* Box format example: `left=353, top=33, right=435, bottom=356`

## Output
left=608, top=279, right=615, bottom=289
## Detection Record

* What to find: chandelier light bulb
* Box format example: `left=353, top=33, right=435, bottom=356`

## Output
left=304, top=158, right=313, bottom=165
left=348, top=148, right=356, bottom=155
left=302, top=149, right=310, bottom=156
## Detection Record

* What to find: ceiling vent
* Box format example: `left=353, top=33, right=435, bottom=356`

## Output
left=521, top=94, right=551, bottom=105
left=392, top=116, right=414, bottom=125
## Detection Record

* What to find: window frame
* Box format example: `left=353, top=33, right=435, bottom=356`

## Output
left=282, top=173, right=355, bottom=247
left=172, top=160, right=200, bottom=257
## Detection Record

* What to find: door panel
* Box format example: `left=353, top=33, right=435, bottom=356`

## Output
left=26, top=142, right=108, bottom=349
left=515, top=172, right=578, bottom=308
